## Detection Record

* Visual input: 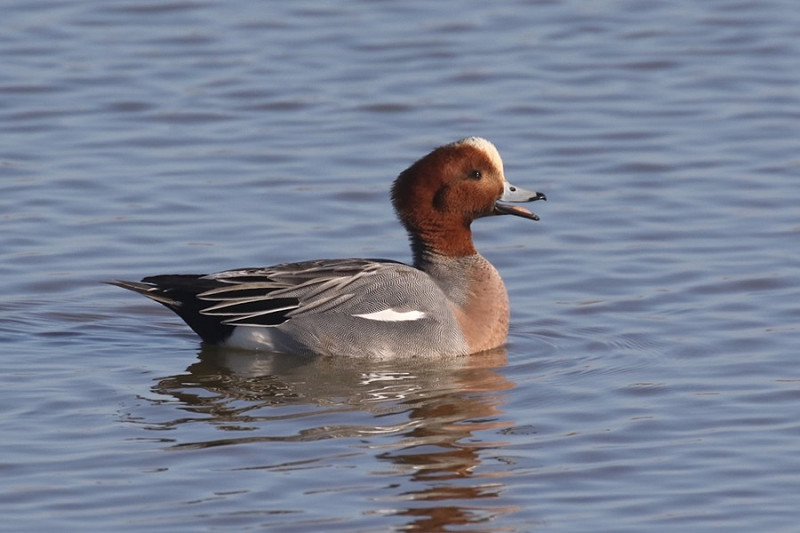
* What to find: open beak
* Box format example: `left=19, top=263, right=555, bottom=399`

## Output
left=493, top=181, right=547, bottom=221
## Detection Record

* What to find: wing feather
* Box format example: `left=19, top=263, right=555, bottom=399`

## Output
left=192, top=259, right=400, bottom=327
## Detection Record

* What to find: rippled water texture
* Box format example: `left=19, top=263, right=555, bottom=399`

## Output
left=3, top=1, right=800, bottom=531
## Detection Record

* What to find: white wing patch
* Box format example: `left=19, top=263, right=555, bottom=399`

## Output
left=353, top=308, right=427, bottom=322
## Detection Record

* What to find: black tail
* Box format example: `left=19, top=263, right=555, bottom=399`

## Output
left=109, top=275, right=235, bottom=344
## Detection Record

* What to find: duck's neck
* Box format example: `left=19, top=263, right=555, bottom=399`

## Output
left=408, top=221, right=476, bottom=268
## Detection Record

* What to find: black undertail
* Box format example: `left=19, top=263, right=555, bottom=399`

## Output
left=111, top=274, right=297, bottom=345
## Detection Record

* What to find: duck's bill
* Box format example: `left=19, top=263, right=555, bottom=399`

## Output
left=494, top=182, right=546, bottom=220
left=493, top=202, right=541, bottom=220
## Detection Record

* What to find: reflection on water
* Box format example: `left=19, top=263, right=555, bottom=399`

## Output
left=147, top=346, right=517, bottom=530
left=6, top=0, right=799, bottom=527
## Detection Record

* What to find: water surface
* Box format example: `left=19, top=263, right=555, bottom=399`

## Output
left=2, top=1, right=800, bottom=531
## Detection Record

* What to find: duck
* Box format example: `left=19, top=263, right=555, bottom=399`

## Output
left=111, top=137, right=546, bottom=357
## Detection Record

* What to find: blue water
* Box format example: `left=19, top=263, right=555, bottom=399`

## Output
left=3, top=1, right=800, bottom=531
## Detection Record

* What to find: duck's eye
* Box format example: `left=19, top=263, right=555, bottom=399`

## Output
left=468, top=169, right=482, bottom=180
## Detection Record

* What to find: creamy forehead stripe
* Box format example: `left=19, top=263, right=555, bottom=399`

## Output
left=353, top=309, right=427, bottom=322
left=455, top=136, right=504, bottom=173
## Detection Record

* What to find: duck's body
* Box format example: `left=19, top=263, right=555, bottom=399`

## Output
left=111, top=137, right=545, bottom=357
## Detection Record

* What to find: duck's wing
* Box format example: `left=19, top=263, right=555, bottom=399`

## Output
left=110, top=258, right=414, bottom=343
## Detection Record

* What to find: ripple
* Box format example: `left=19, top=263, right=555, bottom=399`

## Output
left=3, top=0, right=800, bottom=531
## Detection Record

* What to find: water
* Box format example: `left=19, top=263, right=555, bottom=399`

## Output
left=2, top=1, right=799, bottom=531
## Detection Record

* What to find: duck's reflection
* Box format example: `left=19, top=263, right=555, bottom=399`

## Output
left=149, top=345, right=519, bottom=530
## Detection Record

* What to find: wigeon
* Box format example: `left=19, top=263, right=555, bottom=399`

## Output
left=111, top=137, right=546, bottom=357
